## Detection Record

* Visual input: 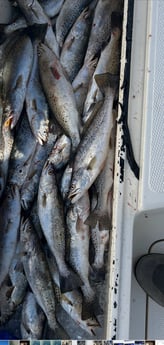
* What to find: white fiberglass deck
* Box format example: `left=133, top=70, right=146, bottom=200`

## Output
left=106, top=0, right=164, bottom=340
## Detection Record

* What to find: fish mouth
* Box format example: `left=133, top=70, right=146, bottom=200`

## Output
left=37, top=131, right=48, bottom=145
left=68, top=188, right=81, bottom=203
left=37, top=42, right=46, bottom=56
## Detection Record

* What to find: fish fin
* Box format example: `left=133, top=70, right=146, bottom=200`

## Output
left=89, top=266, right=106, bottom=282
left=64, top=36, right=75, bottom=50
left=26, top=23, right=48, bottom=42
left=81, top=297, right=103, bottom=320
left=87, top=156, right=97, bottom=171
left=82, top=100, right=103, bottom=132
left=59, top=271, right=83, bottom=293
left=85, top=211, right=111, bottom=230
left=94, top=73, right=119, bottom=93
left=5, top=286, right=14, bottom=300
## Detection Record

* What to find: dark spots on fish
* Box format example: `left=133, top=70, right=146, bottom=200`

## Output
left=113, top=260, right=115, bottom=265
left=112, top=335, right=116, bottom=340
left=32, top=99, right=37, bottom=112
left=113, top=301, right=117, bottom=308
left=114, top=318, right=117, bottom=326
left=114, top=288, right=117, bottom=294
left=51, top=66, right=61, bottom=80
left=42, top=193, right=47, bottom=207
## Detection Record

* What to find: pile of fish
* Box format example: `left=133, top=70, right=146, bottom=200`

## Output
left=0, top=0, right=123, bottom=339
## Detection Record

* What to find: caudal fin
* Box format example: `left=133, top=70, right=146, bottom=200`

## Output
left=94, top=73, right=119, bottom=93
left=59, top=270, right=84, bottom=293
left=81, top=296, right=103, bottom=320
left=85, top=211, right=111, bottom=230
left=90, top=266, right=106, bottom=282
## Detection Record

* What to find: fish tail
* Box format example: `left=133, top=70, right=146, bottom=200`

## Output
left=85, top=210, right=111, bottom=230
left=59, top=270, right=83, bottom=293
left=94, top=73, right=119, bottom=93
left=90, top=265, right=106, bottom=282
left=81, top=296, right=103, bottom=320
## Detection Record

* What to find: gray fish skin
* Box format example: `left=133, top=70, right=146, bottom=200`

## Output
left=0, top=117, right=14, bottom=199
left=20, top=217, right=57, bottom=331
left=48, top=134, right=71, bottom=170
left=21, top=291, right=45, bottom=339
left=68, top=75, right=117, bottom=204
left=20, top=121, right=58, bottom=210
left=83, top=27, right=121, bottom=123
left=15, top=0, right=49, bottom=25
left=85, top=125, right=115, bottom=229
left=72, top=56, right=98, bottom=117
left=45, top=248, right=99, bottom=336
left=91, top=223, right=109, bottom=274
left=38, top=43, right=81, bottom=151
left=2, top=34, right=33, bottom=129
left=9, top=243, right=28, bottom=309
left=3, top=16, right=27, bottom=35
left=60, top=164, right=73, bottom=200
left=56, top=0, right=93, bottom=48
left=60, top=5, right=94, bottom=82
left=0, top=184, right=21, bottom=287
left=8, top=112, right=37, bottom=189
left=15, top=0, right=59, bottom=57
left=26, top=40, right=49, bottom=145
left=84, top=0, right=123, bottom=62
left=38, top=161, right=83, bottom=293
left=0, top=279, right=16, bottom=324
left=66, top=192, right=97, bottom=313
left=39, top=0, right=64, bottom=18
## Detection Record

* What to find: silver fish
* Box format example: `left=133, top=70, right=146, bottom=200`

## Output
left=0, top=184, right=21, bottom=287
left=84, top=0, right=123, bottom=62
left=60, top=164, right=73, bottom=200
left=83, top=26, right=121, bottom=123
left=60, top=5, right=94, bottom=82
left=8, top=112, right=37, bottom=189
left=26, top=40, right=49, bottom=145
left=39, top=0, right=64, bottom=18
left=48, top=134, right=71, bottom=170
left=21, top=291, right=45, bottom=339
left=72, top=56, right=98, bottom=117
left=20, top=120, right=58, bottom=210
left=2, top=34, right=33, bottom=129
left=45, top=249, right=100, bottom=336
left=20, top=217, right=57, bottom=331
left=3, top=16, right=27, bottom=36
left=38, top=43, right=81, bottom=151
left=66, top=192, right=103, bottom=319
left=85, top=125, right=116, bottom=229
left=15, top=0, right=59, bottom=56
left=68, top=73, right=118, bottom=204
left=38, top=160, right=83, bottom=293
left=90, top=222, right=109, bottom=280
left=9, top=243, right=28, bottom=309
left=56, top=0, right=93, bottom=48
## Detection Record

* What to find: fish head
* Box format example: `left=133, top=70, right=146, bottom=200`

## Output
left=41, top=160, right=56, bottom=193
left=31, top=117, right=49, bottom=145
left=68, top=167, right=91, bottom=204
left=37, top=42, right=55, bottom=65
left=50, top=135, right=71, bottom=169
